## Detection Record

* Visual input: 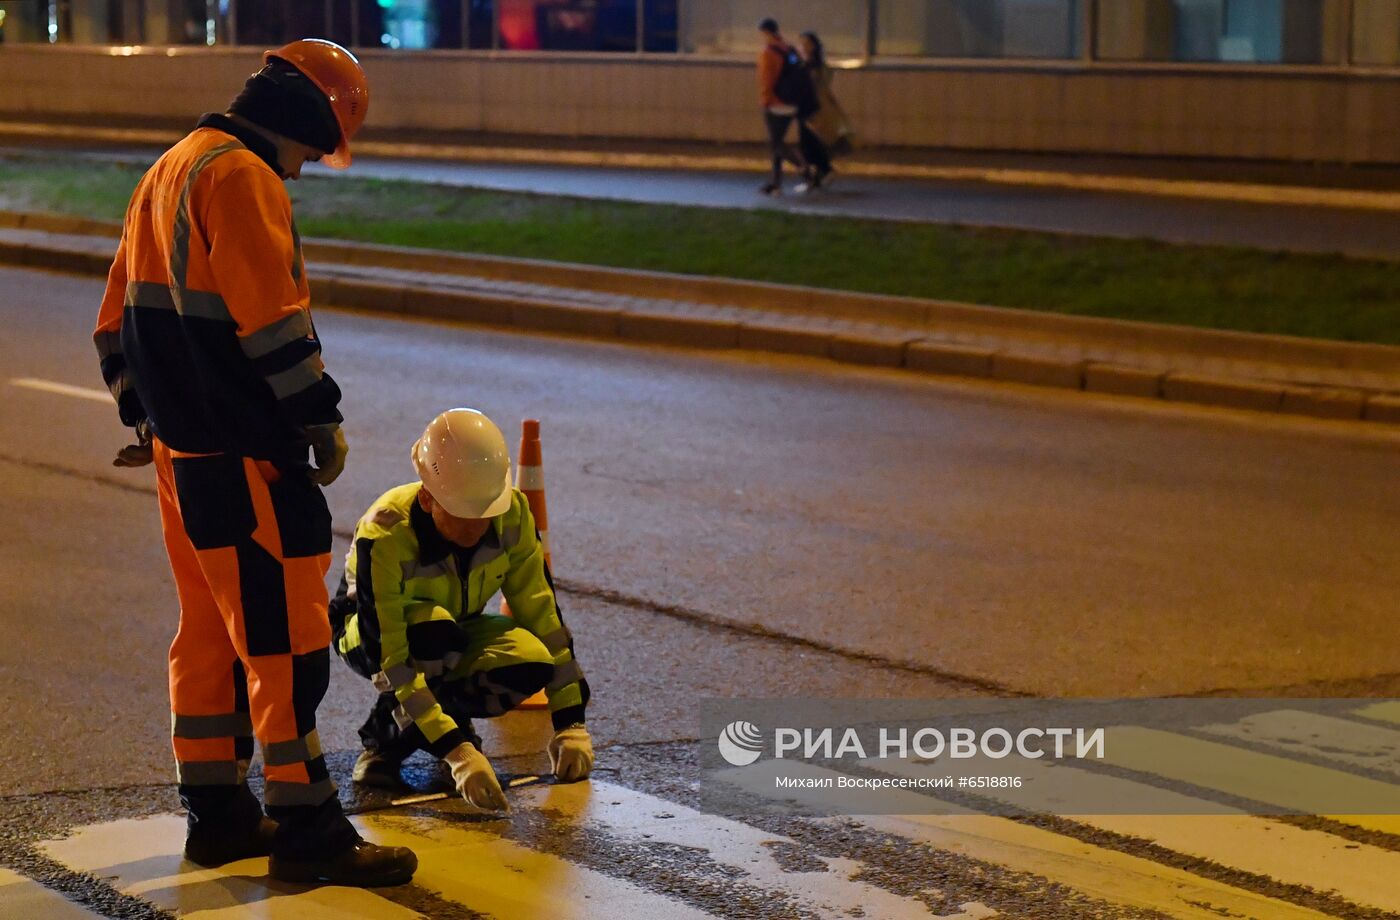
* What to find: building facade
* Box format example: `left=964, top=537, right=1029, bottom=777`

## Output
left=0, top=1, right=1395, bottom=162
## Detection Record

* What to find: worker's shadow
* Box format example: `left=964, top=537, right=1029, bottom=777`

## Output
left=96, top=853, right=324, bottom=912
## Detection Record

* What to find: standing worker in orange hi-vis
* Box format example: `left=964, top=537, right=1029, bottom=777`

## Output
left=93, top=39, right=417, bottom=887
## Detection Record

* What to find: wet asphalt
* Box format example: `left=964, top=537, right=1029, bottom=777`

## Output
left=2, top=264, right=1398, bottom=917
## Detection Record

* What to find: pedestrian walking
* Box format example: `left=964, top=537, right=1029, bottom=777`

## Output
left=94, top=39, right=418, bottom=887
left=796, top=31, right=852, bottom=192
left=331, top=409, right=593, bottom=807
left=756, top=17, right=815, bottom=196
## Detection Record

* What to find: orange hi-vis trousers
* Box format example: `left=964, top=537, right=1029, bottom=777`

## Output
left=153, top=438, right=341, bottom=824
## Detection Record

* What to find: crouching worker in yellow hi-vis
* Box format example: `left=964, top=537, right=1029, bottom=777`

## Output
left=331, top=408, right=593, bottom=810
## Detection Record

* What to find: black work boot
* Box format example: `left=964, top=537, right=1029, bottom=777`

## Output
left=352, top=747, right=408, bottom=788
left=183, top=783, right=277, bottom=867
left=268, top=795, right=417, bottom=887
left=185, top=816, right=278, bottom=867
left=268, top=838, right=418, bottom=887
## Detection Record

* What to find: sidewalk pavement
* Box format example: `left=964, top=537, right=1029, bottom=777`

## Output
left=2, top=210, right=1396, bottom=426
left=3, top=117, right=1399, bottom=204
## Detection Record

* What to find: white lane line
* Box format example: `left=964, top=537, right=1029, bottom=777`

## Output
left=11, top=377, right=111, bottom=403
left=512, top=778, right=965, bottom=919
left=868, top=753, right=1400, bottom=914
left=359, top=811, right=720, bottom=920
left=718, top=760, right=1336, bottom=920
left=1200, top=709, right=1400, bottom=778
left=38, top=814, right=423, bottom=919
left=1100, top=727, right=1400, bottom=835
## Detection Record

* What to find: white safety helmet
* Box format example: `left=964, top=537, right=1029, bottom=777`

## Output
left=411, top=408, right=513, bottom=519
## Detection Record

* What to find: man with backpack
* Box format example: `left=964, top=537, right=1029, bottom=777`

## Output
left=756, top=17, right=816, bottom=196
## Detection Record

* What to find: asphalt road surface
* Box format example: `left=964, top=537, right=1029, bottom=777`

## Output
left=1, top=264, right=1398, bottom=919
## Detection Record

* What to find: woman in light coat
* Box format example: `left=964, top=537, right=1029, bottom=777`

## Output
left=797, top=31, right=854, bottom=191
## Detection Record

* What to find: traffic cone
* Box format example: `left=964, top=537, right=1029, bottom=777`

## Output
left=504, top=418, right=550, bottom=710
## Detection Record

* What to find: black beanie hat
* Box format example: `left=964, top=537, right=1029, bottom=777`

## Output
left=228, top=59, right=341, bottom=155
left=759, top=18, right=779, bottom=34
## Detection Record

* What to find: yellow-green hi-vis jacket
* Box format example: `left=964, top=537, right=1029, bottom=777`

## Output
left=333, top=482, right=587, bottom=756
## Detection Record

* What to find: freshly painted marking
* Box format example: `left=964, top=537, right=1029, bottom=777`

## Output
left=1101, top=727, right=1400, bottom=833
left=1200, top=709, right=1400, bottom=778
left=11, top=377, right=111, bottom=402
left=359, top=811, right=720, bottom=920
left=512, top=778, right=962, bottom=919
left=39, top=811, right=718, bottom=920
left=38, top=815, right=421, bottom=919
left=0, top=865, right=106, bottom=919
left=389, top=791, right=449, bottom=806
left=869, top=753, right=1400, bottom=914
left=1354, top=701, right=1400, bottom=727
left=720, top=760, right=1336, bottom=920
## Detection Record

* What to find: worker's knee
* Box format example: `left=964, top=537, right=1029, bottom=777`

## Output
left=513, top=630, right=555, bottom=668
left=483, top=661, right=553, bottom=697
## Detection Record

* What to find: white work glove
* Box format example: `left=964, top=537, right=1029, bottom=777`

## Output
left=113, top=418, right=154, bottom=468
left=305, top=424, right=348, bottom=486
left=548, top=725, right=594, bottom=782
left=444, top=742, right=509, bottom=813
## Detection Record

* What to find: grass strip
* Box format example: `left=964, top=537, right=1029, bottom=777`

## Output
left=2, top=155, right=1396, bottom=345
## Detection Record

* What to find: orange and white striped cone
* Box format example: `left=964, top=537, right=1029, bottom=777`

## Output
left=503, top=418, right=550, bottom=709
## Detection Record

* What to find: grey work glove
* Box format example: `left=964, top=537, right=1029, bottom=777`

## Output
left=548, top=724, right=594, bottom=783
left=113, top=418, right=154, bottom=468
left=305, top=423, right=348, bottom=486
left=444, top=742, right=509, bottom=813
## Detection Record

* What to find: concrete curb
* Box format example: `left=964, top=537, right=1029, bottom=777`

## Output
left=328, top=269, right=1400, bottom=425
left=2, top=210, right=1397, bottom=428
left=13, top=209, right=1395, bottom=378
left=2, top=120, right=1398, bottom=212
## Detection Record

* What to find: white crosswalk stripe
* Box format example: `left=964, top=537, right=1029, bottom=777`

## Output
left=866, top=753, right=1400, bottom=914
left=20, top=705, right=1400, bottom=919
left=38, top=815, right=424, bottom=920
left=1099, top=726, right=1400, bottom=834
left=1199, top=708, right=1400, bottom=778
left=508, top=778, right=964, bottom=919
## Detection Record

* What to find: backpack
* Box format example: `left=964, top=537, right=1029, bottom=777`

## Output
left=771, top=45, right=818, bottom=116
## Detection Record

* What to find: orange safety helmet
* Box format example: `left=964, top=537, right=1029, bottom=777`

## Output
left=265, top=39, right=368, bottom=169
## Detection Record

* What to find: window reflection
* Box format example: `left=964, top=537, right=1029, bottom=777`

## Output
left=1097, top=0, right=1345, bottom=64
left=498, top=0, right=636, bottom=52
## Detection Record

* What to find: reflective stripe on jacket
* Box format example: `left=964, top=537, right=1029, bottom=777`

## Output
left=335, top=483, right=587, bottom=754
left=94, top=114, right=341, bottom=461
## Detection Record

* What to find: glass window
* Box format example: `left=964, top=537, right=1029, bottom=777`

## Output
left=498, top=0, right=637, bottom=52
left=236, top=0, right=327, bottom=46
left=355, top=0, right=466, bottom=49
left=1353, top=0, right=1400, bottom=64
left=465, top=0, right=493, bottom=48
left=681, top=0, right=867, bottom=57
left=0, top=0, right=50, bottom=42
left=1098, top=0, right=1345, bottom=63
left=325, top=0, right=354, bottom=45
left=643, top=0, right=676, bottom=51
left=876, top=0, right=1079, bottom=58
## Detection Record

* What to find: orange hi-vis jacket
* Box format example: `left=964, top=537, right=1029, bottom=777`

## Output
left=95, top=114, right=341, bottom=463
